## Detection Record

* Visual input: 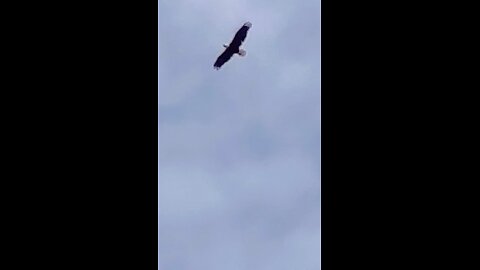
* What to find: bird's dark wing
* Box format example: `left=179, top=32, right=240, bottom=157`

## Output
left=229, top=22, right=251, bottom=48
left=213, top=48, right=234, bottom=69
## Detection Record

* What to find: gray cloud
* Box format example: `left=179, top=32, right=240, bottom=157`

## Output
left=159, top=0, right=319, bottom=269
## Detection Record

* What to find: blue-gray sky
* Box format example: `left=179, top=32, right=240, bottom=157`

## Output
left=159, top=0, right=320, bottom=269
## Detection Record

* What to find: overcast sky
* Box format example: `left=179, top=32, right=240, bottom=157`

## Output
left=159, top=0, right=320, bottom=269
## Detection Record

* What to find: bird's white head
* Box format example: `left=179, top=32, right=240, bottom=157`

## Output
left=223, top=44, right=229, bottom=48
left=238, top=49, right=246, bottom=56
left=244, top=21, right=252, bottom=28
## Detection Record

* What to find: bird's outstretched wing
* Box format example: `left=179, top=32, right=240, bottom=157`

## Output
left=213, top=48, right=234, bottom=70
left=229, top=22, right=251, bottom=48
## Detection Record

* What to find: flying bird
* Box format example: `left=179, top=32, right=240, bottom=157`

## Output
left=213, top=22, right=252, bottom=70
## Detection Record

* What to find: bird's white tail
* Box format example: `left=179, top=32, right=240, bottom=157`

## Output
left=238, top=49, right=246, bottom=56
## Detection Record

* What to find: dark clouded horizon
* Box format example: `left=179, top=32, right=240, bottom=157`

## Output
left=159, top=0, right=320, bottom=269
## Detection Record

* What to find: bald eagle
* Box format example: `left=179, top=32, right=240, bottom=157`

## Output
left=213, top=22, right=252, bottom=70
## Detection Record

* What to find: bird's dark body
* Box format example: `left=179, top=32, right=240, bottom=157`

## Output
left=225, top=46, right=240, bottom=55
left=214, top=22, right=251, bottom=70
